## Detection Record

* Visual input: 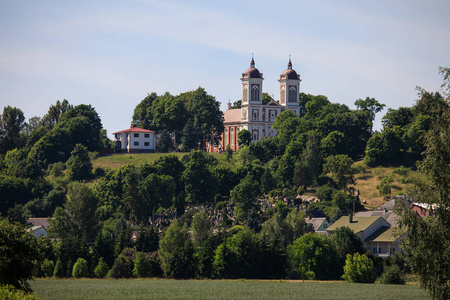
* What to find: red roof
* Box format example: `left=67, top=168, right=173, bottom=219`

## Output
left=113, top=127, right=156, bottom=134
left=223, top=109, right=242, bottom=124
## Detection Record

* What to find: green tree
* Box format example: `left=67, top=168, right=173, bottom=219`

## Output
left=329, top=226, right=365, bottom=271
left=398, top=90, right=450, bottom=299
left=66, top=143, right=92, bottom=181
left=237, top=129, right=251, bottom=147
left=53, top=260, right=65, bottom=278
left=139, top=173, right=175, bottom=224
left=342, top=253, right=376, bottom=283
left=109, top=255, right=133, bottom=279
left=287, top=233, right=338, bottom=280
left=379, top=265, right=405, bottom=285
left=40, top=99, right=73, bottom=131
left=191, top=212, right=214, bottom=278
left=158, top=220, right=195, bottom=279
left=132, top=252, right=152, bottom=278
left=354, top=97, right=385, bottom=123
left=41, top=259, right=55, bottom=277
left=323, top=154, right=355, bottom=191
left=182, top=151, right=216, bottom=204
left=0, top=106, right=27, bottom=153
left=231, top=176, right=260, bottom=222
left=0, top=220, right=41, bottom=292
left=72, top=258, right=89, bottom=278
left=94, top=257, right=109, bottom=278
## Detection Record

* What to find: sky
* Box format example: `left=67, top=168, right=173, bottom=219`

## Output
left=1, top=0, right=449, bottom=137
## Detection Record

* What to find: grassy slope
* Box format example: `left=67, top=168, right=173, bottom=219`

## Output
left=30, top=279, right=429, bottom=300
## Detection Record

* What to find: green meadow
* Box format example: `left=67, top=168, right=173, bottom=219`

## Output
left=30, top=279, right=429, bottom=300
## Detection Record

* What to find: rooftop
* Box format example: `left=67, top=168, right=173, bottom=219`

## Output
left=327, top=216, right=381, bottom=233
left=113, top=127, right=156, bottom=134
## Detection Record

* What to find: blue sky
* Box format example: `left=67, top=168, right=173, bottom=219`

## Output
left=1, top=0, right=449, bottom=136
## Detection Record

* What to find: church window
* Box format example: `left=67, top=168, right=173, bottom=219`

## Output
left=289, top=87, right=297, bottom=102
left=251, top=85, right=260, bottom=101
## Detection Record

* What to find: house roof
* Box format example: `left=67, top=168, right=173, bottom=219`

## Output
left=306, top=217, right=328, bottom=231
left=223, top=109, right=242, bottom=124
left=365, top=226, right=398, bottom=242
left=27, top=218, right=53, bottom=229
left=113, top=127, right=156, bottom=134
left=306, top=210, right=327, bottom=219
left=27, top=225, right=45, bottom=232
left=327, top=216, right=381, bottom=233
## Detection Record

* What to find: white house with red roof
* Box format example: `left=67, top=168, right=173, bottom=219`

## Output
left=113, top=126, right=156, bottom=153
left=210, top=57, right=302, bottom=152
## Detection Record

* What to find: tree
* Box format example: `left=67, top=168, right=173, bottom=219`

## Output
left=237, top=129, right=251, bottom=147
left=342, top=253, right=376, bottom=283
left=94, top=258, right=109, bottom=278
left=66, top=144, right=92, bottom=181
left=132, top=252, right=152, bottom=278
left=329, top=226, right=365, bottom=271
left=182, top=151, right=216, bottom=204
left=139, top=173, right=175, bottom=224
left=287, top=233, right=338, bottom=280
left=231, top=176, right=260, bottom=222
left=158, top=220, right=195, bottom=279
left=0, top=220, right=41, bottom=292
left=354, top=97, right=385, bottom=122
left=41, top=259, right=55, bottom=277
left=40, top=99, right=72, bottom=131
left=398, top=94, right=450, bottom=299
left=0, top=106, right=27, bottom=153
left=323, top=154, right=355, bottom=191
left=72, top=258, right=89, bottom=278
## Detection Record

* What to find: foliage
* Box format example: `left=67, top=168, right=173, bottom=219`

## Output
left=323, top=154, right=355, bottom=191
left=41, top=259, right=55, bottom=277
left=66, top=144, right=92, bottom=181
left=231, top=175, right=260, bottom=222
left=287, top=233, right=338, bottom=280
left=0, top=106, right=27, bottom=154
left=139, top=173, right=175, bottom=224
left=109, top=255, right=133, bottom=279
left=329, top=227, right=365, bottom=272
left=72, top=258, right=89, bottom=278
left=237, top=129, right=251, bottom=147
left=182, top=151, right=216, bottom=204
left=158, top=220, right=195, bottom=279
left=342, top=253, right=376, bottom=283
left=225, top=144, right=232, bottom=161
left=53, top=260, right=64, bottom=278
left=94, top=258, right=109, bottom=278
left=379, top=265, right=405, bottom=285
left=398, top=98, right=450, bottom=299
left=0, top=220, right=41, bottom=292
left=0, top=285, right=39, bottom=300
left=132, top=252, right=152, bottom=278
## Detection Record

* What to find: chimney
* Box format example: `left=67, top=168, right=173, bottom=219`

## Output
left=349, top=213, right=353, bottom=223
left=227, top=100, right=231, bottom=111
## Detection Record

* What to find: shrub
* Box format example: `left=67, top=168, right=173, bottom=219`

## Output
left=379, top=265, right=405, bottom=284
left=392, top=166, right=410, bottom=176
left=94, top=167, right=106, bottom=177
left=132, top=252, right=152, bottom=278
left=296, top=187, right=305, bottom=196
left=52, top=260, right=65, bottom=278
left=72, top=258, right=89, bottom=278
left=94, top=258, right=109, bottom=278
left=0, top=285, right=39, bottom=300
left=316, top=184, right=334, bottom=202
left=216, top=201, right=227, bottom=211
left=109, top=255, right=133, bottom=279
left=342, top=253, right=376, bottom=283
left=40, top=259, right=54, bottom=278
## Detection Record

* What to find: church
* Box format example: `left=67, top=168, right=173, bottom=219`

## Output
left=209, top=57, right=302, bottom=152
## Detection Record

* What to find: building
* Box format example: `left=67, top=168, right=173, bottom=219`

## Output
left=326, top=215, right=402, bottom=257
left=214, top=57, right=302, bottom=152
left=113, top=126, right=156, bottom=153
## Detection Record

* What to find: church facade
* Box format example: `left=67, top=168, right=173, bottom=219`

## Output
left=211, top=58, right=302, bottom=152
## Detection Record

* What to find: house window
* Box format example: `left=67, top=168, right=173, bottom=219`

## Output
left=243, top=110, right=247, bottom=120
left=144, top=133, right=149, bottom=138
left=134, top=142, right=139, bottom=146
left=253, top=132, right=258, bottom=141
left=134, top=133, right=139, bottom=138
left=289, top=86, right=297, bottom=102
left=144, top=142, right=149, bottom=147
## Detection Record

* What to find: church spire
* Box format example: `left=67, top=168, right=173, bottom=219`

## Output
left=250, top=53, right=255, bottom=68
left=288, top=55, right=292, bottom=69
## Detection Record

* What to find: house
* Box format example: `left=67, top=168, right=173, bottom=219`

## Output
left=326, top=215, right=400, bottom=257
left=27, top=225, right=47, bottom=238
left=113, top=126, right=156, bottom=153
left=412, top=202, right=436, bottom=217
left=208, top=57, right=303, bottom=152
left=306, top=217, right=330, bottom=235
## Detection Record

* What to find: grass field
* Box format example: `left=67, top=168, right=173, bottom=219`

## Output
left=29, top=279, right=430, bottom=300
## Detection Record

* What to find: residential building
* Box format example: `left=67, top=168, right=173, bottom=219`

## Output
left=113, top=126, right=156, bottom=153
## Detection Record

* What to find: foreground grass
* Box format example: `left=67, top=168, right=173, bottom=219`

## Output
left=30, top=279, right=429, bottom=300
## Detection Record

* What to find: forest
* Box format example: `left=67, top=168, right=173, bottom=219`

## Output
left=0, top=69, right=449, bottom=299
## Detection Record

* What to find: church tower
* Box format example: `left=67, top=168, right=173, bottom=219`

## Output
left=279, top=57, right=301, bottom=115
left=241, top=57, right=263, bottom=123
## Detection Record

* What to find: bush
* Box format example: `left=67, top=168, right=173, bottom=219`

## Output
left=316, top=184, right=334, bottom=202
left=53, top=260, right=65, bottom=278
left=216, top=201, right=227, bottom=211
left=379, top=265, right=405, bottom=284
left=94, top=167, right=106, bottom=177
left=72, top=258, right=89, bottom=278
left=342, top=253, right=376, bottom=283
left=0, top=285, right=39, bottom=300
left=40, top=259, right=54, bottom=278
left=296, top=187, right=305, bottom=196
left=109, top=255, right=133, bottom=279
left=392, top=166, right=410, bottom=176
left=94, top=258, right=109, bottom=278
left=132, top=252, right=152, bottom=278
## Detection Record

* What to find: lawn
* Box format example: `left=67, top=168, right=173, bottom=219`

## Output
left=29, top=279, right=430, bottom=300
